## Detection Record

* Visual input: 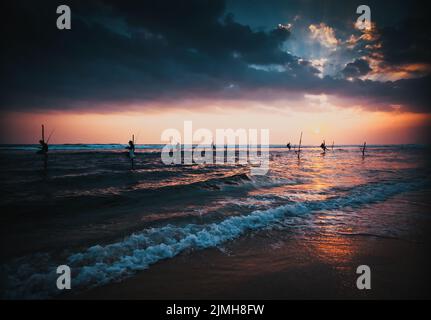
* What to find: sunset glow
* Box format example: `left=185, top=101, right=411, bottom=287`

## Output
left=2, top=103, right=429, bottom=144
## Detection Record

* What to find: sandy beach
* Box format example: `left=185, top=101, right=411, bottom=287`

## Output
left=72, top=227, right=431, bottom=300
left=71, top=190, right=431, bottom=300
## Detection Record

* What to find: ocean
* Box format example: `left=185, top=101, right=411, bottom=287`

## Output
left=0, top=144, right=430, bottom=299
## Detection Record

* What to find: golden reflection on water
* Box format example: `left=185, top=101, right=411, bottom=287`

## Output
left=300, top=209, right=356, bottom=266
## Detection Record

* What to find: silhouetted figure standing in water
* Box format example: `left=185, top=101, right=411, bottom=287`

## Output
left=126, top=140, right=135, bottom=153
left=320, top=140, right=328, bottom=154
left=38, top=139, right=49, bottom=171
left=37, top=125, right=49, bottom=171
left=37, top=139, right=48, bottom=155
left=286, top=142, right=291, bottom=150
left=126, top=138, right=136, bottom=169
left=37, top=125, right=49, bottom=155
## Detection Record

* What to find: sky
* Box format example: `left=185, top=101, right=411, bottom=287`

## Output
left=1, top=0, right=430, bottom=144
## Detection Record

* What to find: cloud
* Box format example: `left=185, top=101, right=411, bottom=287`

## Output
left=342, top=59, right=372, bottom=78
left=378, top=19, right=431, bottom=66
left=308, top=23, right=339, bottom=49
left=0, top=0, right=430, bottom=114
left=344, top=18, right=431, bottom=81
left=0, top=0, right=298, bottom=109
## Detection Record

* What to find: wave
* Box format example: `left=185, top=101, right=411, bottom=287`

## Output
left=0, top=171, right=294, bottom=221
left=2, top=202, right=309, bottom=299
left=1, top=177, right=427, bottom=299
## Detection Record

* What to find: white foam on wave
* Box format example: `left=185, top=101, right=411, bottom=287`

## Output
left=2, top=178, right=426, bottom=299
left=3, top=202, right=309, bottom=299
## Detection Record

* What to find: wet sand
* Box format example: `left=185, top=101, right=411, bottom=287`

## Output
left=67, top=189, right=431, bottom=300
left=70, top=227, right=431, bottom=300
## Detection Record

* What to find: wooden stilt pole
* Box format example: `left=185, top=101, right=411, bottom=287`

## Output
left=298, top=132, right=302, bottom=159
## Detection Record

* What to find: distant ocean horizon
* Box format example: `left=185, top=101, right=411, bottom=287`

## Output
left=0, top=143, right=428, bottom=152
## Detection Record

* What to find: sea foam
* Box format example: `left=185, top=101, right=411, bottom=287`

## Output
left=2, top=178, right=426, bottom=299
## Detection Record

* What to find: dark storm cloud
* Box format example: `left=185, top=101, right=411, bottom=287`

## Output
left=342, top=59, right=372, bottom=78
left=0, top=0, right=430, bottom=112
left=333, top=76, right=431, bottom=113
left=0, top=0, right=295, bottom=109
left=377, top=18, right=431, bottom=65
left=347, top=16, right=431, bottom=68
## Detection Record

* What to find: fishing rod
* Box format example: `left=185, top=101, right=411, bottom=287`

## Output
left=46, top=128, right=56, bottom=143
left=134, top=131, right=143, bottom=151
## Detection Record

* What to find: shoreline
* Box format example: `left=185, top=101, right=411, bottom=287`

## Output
left=69, top=227, right=431, bottom=300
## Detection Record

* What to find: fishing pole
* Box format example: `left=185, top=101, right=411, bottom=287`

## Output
left=135, top=131, right=141, bottom=147
left=46, top=128, right=56, bottom=143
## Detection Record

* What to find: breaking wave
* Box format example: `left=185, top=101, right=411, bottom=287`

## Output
left=1, top=177, right=426, bottom=299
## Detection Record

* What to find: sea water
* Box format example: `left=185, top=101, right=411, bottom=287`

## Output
left=0, top=144, right=429, bottom=298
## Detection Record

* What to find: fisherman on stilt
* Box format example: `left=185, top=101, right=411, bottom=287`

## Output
left=38, top=139, right=48, bottom=155
left=320, top=140, right=328, bottom=154
left=126, top=140, right=135, bottom=154
left=37, top=125, right=49, bottom=155
left=126, top=135, right=136, bottom=169
left=37, top=124, right=51, bottom=170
